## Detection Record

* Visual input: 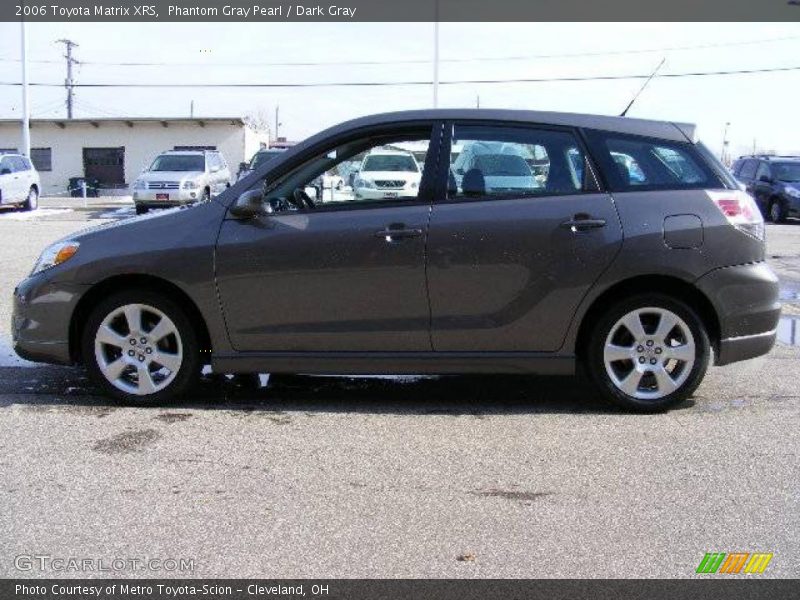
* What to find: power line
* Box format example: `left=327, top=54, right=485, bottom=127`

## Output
left=1, top=64, right=798, bottom=89
left=1, top=34, right=799, bottom=68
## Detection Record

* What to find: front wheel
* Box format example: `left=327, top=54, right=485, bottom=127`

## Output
left=82, top=291, right=201, bottom=404
left=586, top=294, right=710, bottom=412
left=769, top=199, right=787, bottom=224
left=23, top=186, right=38, bottom=211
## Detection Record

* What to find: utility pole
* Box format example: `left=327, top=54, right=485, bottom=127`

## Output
left=20, top=21, right=31, bottom=157
left=720, top=121, right=730, bottom=165
left=190, top=100, right=194, bottom=118
left=274, top=105, right=281, bottom=141
left=476, top=94, right=480, bottom=109
left=56, top=39, right=78, bottom=119
left=432, top=3, right=439, bottom=108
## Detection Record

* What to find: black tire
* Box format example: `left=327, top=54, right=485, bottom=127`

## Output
left=586, top=293, right=711, bottom=412
left=202, top=188, right=211, bottom=202
left=81, top=290, right=201, bottom=405
left=768, top=198, right=787, bottom=224
left=135, top=205, right=148, bottom=215
left=22, top=186, right=38, bottom=211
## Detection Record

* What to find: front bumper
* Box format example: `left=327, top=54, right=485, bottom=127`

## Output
left=133, top=188, right=200, bottom=204
left=696, top=262, right=781, bottom=366
left=354, top=187, right=416, bottom=200
left=12, top=275, right=87, bottom=365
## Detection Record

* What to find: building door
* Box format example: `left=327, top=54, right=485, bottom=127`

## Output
left=83, top=147, right=125, bottom=185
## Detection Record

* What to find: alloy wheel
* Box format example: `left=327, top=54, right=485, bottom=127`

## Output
left=603, top=306, right=696, bottom=401
left=93, top=303, right=183, bottom=396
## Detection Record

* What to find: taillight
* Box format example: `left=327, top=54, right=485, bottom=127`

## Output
left=707, top=190, right=764, bottom=241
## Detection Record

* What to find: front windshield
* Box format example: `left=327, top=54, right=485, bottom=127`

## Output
left=362, top=154, right=418, bottom=172
left=251, top=151, right=283, bottom=169
left=150, top=155, right=205, bottom=172
left=773, top=162, right=800, bottom=182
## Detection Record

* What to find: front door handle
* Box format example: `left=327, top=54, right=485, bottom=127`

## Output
left=560, top=215, right=607, bottom=232
left=374, top=225, right=423, bottom=242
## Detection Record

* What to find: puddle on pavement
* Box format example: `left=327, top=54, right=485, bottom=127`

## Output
left=777, top=315, right=799, bottom=346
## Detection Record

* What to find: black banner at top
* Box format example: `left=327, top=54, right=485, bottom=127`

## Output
left=4, top=0, right=800, bottom=22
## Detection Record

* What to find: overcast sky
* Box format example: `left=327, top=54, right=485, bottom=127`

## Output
left=0, top=22, right=798, bottom=157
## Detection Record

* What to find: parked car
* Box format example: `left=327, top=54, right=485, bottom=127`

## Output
left=131, top=149, right=231, bottom=214
left=13, top=109, right=779, bottom=412
left=354, top=149, right=421, bottom=200
left=236, top=148, right=286, bottom=182
left=0, top=153, right=40, bottom=211
left=731, top=154, right=800, bottom=222
left=452, top=141, right=539, bottom=194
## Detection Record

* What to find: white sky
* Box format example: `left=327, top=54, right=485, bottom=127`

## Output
left=1, top=22, right=799, bottom=158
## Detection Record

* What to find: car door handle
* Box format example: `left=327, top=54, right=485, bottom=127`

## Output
left=560, top=216, right=607, bottom=232
left=374, top=226, right=423, bottom=242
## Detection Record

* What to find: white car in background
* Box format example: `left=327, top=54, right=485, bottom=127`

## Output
left=0, top=153, right=40, bottom=211
left=353, top=150, right=421, bottom=200
left=131, top=149, right=231, bottom=214
left=452, top=141, right=538, bottom=194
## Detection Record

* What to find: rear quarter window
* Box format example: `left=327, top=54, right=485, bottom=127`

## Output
left=584, top=130, right=726, bottom=192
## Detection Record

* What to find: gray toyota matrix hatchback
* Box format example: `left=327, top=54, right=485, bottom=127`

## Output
left=12, top=110, right=780, bottom=411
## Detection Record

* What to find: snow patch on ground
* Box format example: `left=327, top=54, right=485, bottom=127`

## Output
left=98, top=207, right=136, bottom=219
left=0, top=208, right=72, bottom=220
left=0, top=335, right=38, bottom=367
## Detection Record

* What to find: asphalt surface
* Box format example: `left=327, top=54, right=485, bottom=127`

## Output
left=0, top=201, right=798, bottom=579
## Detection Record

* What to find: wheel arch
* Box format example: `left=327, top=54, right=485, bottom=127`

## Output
left=574, top=275, right=720, bottom=360
left=69, top=273, right=212, bottom=364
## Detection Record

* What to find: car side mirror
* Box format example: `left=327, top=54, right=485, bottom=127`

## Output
left=0, top=168, right=11, bottom=175
left=239, top=162, right=248, bottom=172
left=210, top=165, right=220, bottom=174
left=759, top=175, right=771, bottom=183
left=229, top=189, right=265, bottom=218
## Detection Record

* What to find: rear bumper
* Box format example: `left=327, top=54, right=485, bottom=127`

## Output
left=696, top=261, right=781, bottom=366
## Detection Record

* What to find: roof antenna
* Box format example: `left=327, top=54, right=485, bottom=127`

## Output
left=620, top=57, right=666, bottom=117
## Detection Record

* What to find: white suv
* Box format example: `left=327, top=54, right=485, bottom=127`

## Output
left=353, top=150, right=421, bottom=200
left=131, top=150, right=231, bottom=214
left=0, top=153, right=40, bottom=211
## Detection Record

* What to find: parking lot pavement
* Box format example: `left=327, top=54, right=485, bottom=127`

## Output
left=0, top=211, right=798, bottom=579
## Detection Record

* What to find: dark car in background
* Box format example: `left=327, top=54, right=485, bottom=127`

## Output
left=13, top=109, right=779, bottom=412
left=732, top=154, right=800, bottom=222
left=236, top=148, right=286, bottom=182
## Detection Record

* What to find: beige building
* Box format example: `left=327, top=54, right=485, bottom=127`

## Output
left=0, top=117, right=270, bottom=195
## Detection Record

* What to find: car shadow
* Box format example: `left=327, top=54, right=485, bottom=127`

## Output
left=0, top=365, right=695, bottom=415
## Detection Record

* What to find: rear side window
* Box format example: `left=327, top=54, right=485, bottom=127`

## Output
left=737, top=159, right=758, bottom=180
left=584, top=130, right=723, bottom=192
left=448, top=124, right=597, bottom=199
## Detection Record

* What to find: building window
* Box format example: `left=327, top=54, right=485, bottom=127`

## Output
left=31, top=147, right=52, bottom=171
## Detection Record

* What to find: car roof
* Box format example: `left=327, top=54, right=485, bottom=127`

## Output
left=739, top=155, right=800, bottom=162
left=365, top=149, right=414, bottom=156
left=299, top=109, right=696, bottom=146
left=159, top=150, right=213, bottom=156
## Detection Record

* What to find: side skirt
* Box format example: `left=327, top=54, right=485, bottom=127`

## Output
left=212, top=351, right=576, bottom=376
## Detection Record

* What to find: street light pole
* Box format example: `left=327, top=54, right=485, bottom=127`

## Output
left=20, top=21, right=31, bottom=157
left=721, top=121, right=730, bottom=165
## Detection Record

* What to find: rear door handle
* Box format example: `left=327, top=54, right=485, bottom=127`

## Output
left=560, top=216, right=607, bottom=232
left=374, top=226, right=423, bottom=242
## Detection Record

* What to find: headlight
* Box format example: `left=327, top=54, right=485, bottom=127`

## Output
left=133, top=180, right=146, bottom=190
left=786, top=186, right=800, bottom=198
left=182, top=180, right=197, bottom=190
left=410, top=181, right=418, bottom=189
left=355, top=178, right=374, bottom=189
left=31, top=241, right=80, bottom=275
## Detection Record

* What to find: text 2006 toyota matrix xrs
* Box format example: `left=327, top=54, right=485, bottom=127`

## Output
left=13, top=110, right=780, bottom=411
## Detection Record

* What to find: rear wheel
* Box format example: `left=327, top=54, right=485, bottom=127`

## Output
left=769, top=198, right=787, bottom=223
left=22, top=186, right=38, bottom=211
left=135, top=205, right=148, bottom=215
left=586, top=294, right=710, bottom=412
left=82, top=291, right=201, bottom=404
left=202, top=188, right=211, bottom=202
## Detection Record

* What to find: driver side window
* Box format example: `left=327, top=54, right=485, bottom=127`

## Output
left=258, top=129, right=432, bottom=213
